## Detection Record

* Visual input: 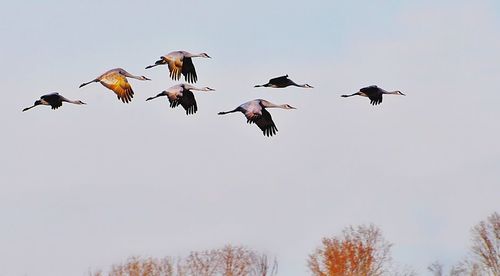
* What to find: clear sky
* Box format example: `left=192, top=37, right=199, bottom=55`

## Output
left=1, top=0, right=499, bottom=275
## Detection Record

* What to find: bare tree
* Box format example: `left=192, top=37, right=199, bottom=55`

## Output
left=90, top=245, right=278, bottom=276
left=217, top=245, right=254, bottom=276
left=428, top=212, right=499, bottom=276
left=184, top=249, right=220, bottom=276
left=308, top=224, right=392, bottom=276
left=470, top=212, right=500, bottom=275
left=97, top=256, right=177, bottom=276
left=251, top=253, right=278, bottom=276
left=428, top=261, right=445, bottom=276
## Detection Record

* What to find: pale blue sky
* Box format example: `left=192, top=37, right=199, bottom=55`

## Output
left=1, top=1, right=499, bottom=275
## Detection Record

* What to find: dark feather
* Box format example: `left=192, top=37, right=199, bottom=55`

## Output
left=179, top=90, right=198, bottom=115
left=41, top=93, right=63, bottom=109
left=182, top=57, right=198, bottom=83
left=247, top=108, right=278, bottom=137
left=360, top=85, right=383, bottom=105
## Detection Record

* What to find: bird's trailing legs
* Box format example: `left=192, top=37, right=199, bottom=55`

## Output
left=341, top=92, right=360, bottom=97
left=146, top=91, right=168, bottom=101
left=145, top=59, right=166, bottom=69
left=79, top=79, right=99, bottom=88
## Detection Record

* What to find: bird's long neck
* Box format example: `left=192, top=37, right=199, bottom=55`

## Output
left=125, top=73, right=144, bottom=80
left=384, top=90, right=400, bottom=95
left=188, top=86, right=212, bottom=92
left=190, top=53, right=206, bottom=58
left=67, top=99, right=84, bottom=105
left=260, top=100, right=284, bottom=109
left=297, top=84, right=312, bottom=88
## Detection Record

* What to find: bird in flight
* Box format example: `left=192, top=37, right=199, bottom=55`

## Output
left=218, top=99, right=296, bottom=137
left=22, top=93, right=86, bottom=112
left=254, top=75, right=313, bottom=88
left=79, top=68, right=150, bottom=103
left=146, top=84, right=215, bottom=115
left=341, top=85, right=405, bottom=105
left=145, top=51, right=211, bottom=83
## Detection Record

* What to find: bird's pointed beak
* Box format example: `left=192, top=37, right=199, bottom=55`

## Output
left=143, top=76, right=151, bottom=81
left=207, top=87, right=215, bottom=91
left=290, top=106, right=297, bottom=109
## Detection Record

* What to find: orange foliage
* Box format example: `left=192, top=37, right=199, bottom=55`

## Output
left=308, top=224, right=391, bottom=276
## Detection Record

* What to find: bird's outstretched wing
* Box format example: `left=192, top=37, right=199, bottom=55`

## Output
left=360, top=85, right=378, bottom=93
left=167, top=59, right=183, bottom=81
left=41, top=93, right=63, bottom=109
left=369, top=94, right=383, bottom=105
left=179, top=90, right=198, bottom=115
left=360, top=85, right=382, bottom=105
left=182, top=57, right=198, bottom=83
left=247, top=108, right=278, bottom=137
left=100, top=72, right=134, bottom=103
left=269, top=75, right=290, bottom=86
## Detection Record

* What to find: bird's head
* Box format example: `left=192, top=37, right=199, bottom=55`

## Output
left=282, top=104, right=296, bottom=110
left=200, top=53, right=211, bottom=58
left=396, top=90, right=405, bottom=96
left=77, top=100, right=86, bottom=105
left=303, top=84, right=314, bottom=88
left=202, top=87, right=215, bottom=91
left=141, top=76, right=151, bottom=81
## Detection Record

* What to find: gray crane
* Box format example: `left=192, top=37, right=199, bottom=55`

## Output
left=341, top=85, right=405, bottom=105
left=22, top=93, right=85, bottom=111
left=79, top=68, right=150, bottom=103
left=146, top=84, right=215, bottom=115
left=254, top=75, right=313, bottom=88
left=218, top=99, right=296, bottom=137
left=145, top=51, right=211, bottom=83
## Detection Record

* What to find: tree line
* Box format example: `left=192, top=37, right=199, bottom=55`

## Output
left=90, top=212, right=499, bottom=276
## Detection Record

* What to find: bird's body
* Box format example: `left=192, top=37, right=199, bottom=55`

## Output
left=145, top=51, right=211, bottom=83
left=146, top=84, right=215, bottom=115
left=79, top=68, right=150, bottom=103
left=255, top=75, right=313, bottom=88
left=22, top=93, right=86, bottom=112
left=341, top=85, right=405, bottom=105
left=218, top=99, right=296, bottom=137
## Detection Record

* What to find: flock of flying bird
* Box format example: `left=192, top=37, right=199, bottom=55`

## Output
left=22, top=50, right=406, bottom=136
